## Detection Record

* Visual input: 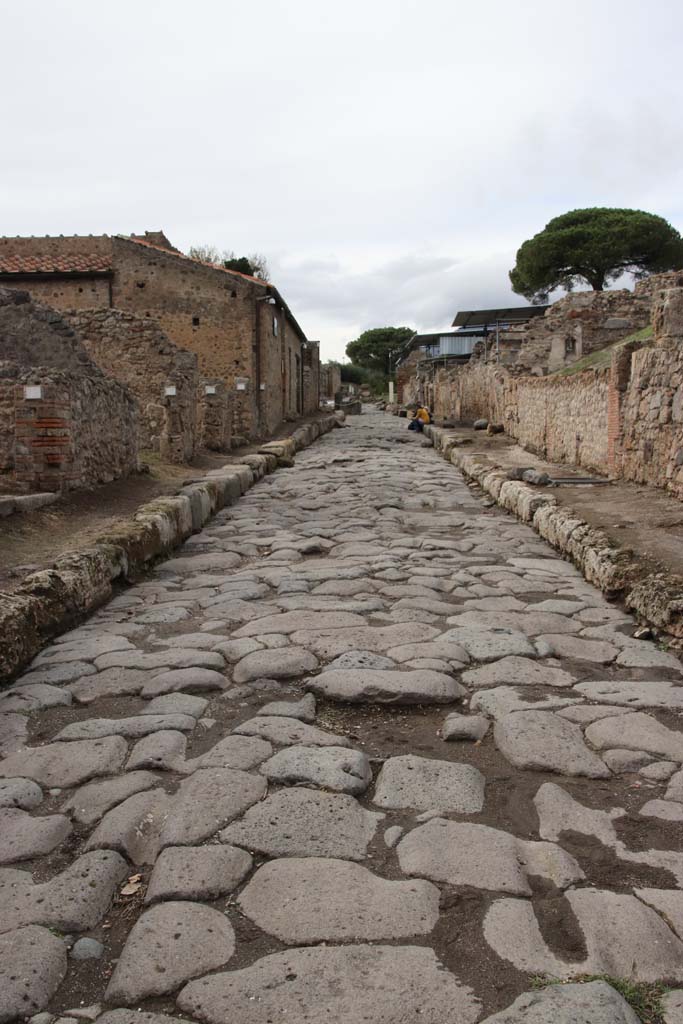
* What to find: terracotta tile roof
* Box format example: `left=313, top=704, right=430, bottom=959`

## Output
left=0, top=253, right=112, bottom=274
left=121, top=236, right=268, bottom=286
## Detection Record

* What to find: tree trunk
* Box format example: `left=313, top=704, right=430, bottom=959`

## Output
left=586, top=270, right=605, bottom=291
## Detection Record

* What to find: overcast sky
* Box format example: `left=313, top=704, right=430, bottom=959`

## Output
left=2, top=0, right=682, bottom=361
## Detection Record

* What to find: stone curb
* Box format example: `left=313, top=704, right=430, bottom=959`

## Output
left=0, top=414, right=340, bottom=684
left=0, top=492, right=59, bottom=518
left=423, top=422, right=683, bottom=640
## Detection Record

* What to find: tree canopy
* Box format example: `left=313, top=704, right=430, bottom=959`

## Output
left=188, top=245, right=270, bottom=281
left=509, top=208, right=683, bottom=302
left=345, top=326, right=414, bottom=375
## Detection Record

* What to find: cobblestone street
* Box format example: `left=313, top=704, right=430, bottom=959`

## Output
left=2, top=408, right=683, bottom=1022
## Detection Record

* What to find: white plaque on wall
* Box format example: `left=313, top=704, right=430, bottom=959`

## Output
left=204, top=385, right=217, bottom=395
left=24, top=385, right=43, bottom=400
left=236, top=382, right=247, bottom=391
left=260, top=383, right=266, bottom=391
left=164, top=385, right=177, bottom=397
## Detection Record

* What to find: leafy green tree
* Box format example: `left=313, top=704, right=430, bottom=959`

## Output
left=509, top=208, right=683, bottom=302
left=345, top=326, right=414, bottom=375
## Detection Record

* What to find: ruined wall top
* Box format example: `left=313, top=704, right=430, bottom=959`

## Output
left=0, top=287, right=99, bottom=374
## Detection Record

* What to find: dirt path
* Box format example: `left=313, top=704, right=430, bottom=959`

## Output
left=1, top=409, right=683, bottom=1022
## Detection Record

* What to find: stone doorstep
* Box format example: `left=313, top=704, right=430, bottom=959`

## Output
left=422, top=421, right=683, bottom=643
left=0, top=414, right=339, bottom=686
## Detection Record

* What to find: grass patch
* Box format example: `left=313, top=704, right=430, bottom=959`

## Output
left=531, top=974, right=667, bottom=1023
left=552, top=325, right=653, bottom=378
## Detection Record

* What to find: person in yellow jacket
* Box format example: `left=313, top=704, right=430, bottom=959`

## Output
left=408, top=405, right=431, bottom=432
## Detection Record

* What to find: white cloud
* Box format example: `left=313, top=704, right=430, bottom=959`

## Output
left=1, top=0, right=682, bottom=364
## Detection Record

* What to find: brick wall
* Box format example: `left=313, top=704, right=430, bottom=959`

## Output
left=67, top=307, right=198, bottom=461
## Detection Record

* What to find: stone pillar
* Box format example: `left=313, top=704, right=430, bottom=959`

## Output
left=160, top=376, right=196, bottom=464
left=198, top=379, right=233, bottom=451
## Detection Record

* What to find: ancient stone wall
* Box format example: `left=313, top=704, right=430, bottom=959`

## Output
left=11, top=369, right=138, bottom=492
left=111, top=237, right=261, bottom=438
left=614, top=286, right=683, bottom=499
left=320, top=362, right=342, bottom=400
left=303, top=342, right=320, bottom=414
left=67, top=307, right=198, bottom=460
left=0, top=289, right=139, bottom=490
left=197, top=379, right=233, bottom=452
left=506, top=370, right=610, bottom=473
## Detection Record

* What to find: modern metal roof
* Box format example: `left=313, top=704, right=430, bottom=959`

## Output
left=452, top=305, right=548, bottom=328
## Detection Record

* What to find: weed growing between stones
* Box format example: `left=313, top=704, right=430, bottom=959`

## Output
left=530, top=974, right=667, bottom=1023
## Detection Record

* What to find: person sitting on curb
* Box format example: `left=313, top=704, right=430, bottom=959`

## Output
left=408, top=405, right=431, bottom=432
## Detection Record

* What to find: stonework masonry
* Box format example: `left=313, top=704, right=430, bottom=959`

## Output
left=0, top=289, right=138, bottom=491
left=320, top=362, right=342, bottom=401
left=404, top=275, right=683, bottom=501
left=0, top=232, right=312, bottom=441
left=67, top=308, right=199, bottom=462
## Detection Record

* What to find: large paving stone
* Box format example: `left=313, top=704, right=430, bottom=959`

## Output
left=0, top=714, right=28, bottom=757
left=442, top=712, right=490, bottom=741
left=439, top=628, right=537, bottom=661
left=140, top=668, right=228, bottom=698
left=162, top=551, right=241, bottom=572
left=0, top=737, right=128, bottom=788
left=232, top=646, right=318, bottom=683
left=143, top=693, right=208, bottom=718
left=178, top=944, right=481, bottom=1024
left=483, top=889, right=683, bottom=981
left=615, top=645, right=683, bottom=672
left=159, top=767, right=266, bottom=846
left=446, top=610, right=581, bottom=636
left=0, top=777, right=43, bottom=810
left=54, top=714, right=197, bottom=741
left=19, top=661, right=96, bottom=686
left=0, top=850, right=127, bottom=933
left=188, top=734, right=273, bottom=771
left=63, top=771, right=159, bottom=826
left=257, top=693, right=316, bottom=722
left=105, top=901, right=236, bottom=1004
left=0, top=808, right=72, bottom=863
left=290, top=622, right=441, bottom=658
left=575, top=679, right=683, bottom=709
left=480, top=980, right=640, bottom=1024
left=462, top=656, right=575, bottom=689
left=233, top=715, right=349, bottom=747
left=397, top=818, right=583, bottom=894
left=586, top=711, right=683, bottom=760
left=494, top=711, right=610, bottom=778
left=237, top=857, right=440, bottom=942
left=145, top=845, right=252, bottom=903
left=328, top=651, right=396, bottom=670
left=234, top=611, right=367, bottom=637
left=308, top=669, right=465, bottom=705
left=95, top=650, right=225, bottom=673
left=0, top=682, right=72, bottom=713
left=221, top=787, right=381, bottom=859
left=472, top=687, right=580, bottom=720
left=535, top=634, right=618, bottom=663
left=635, top=888, right=683, bottom=940
left=96, top=1014, right=194, bottom=1024
left=86, top=790, right=173, bottom=865
left=373, top=755, right=485, bottom=813
left=0, top=925, right=67, bottom=1023
left=67, top=668, right=149, bottom=704
left=260, top=744, right=372, bottom=794
left=127, top=731, right=187, bottom=772
left=385, top=641, right=469, bottom=665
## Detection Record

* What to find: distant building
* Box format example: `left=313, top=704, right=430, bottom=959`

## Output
left=0, top=231, right=317, bottom=438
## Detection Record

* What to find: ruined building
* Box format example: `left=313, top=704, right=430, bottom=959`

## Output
left=0, top=231, right=319, bottom=440
left=0, top=288, right=138, bottom=492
